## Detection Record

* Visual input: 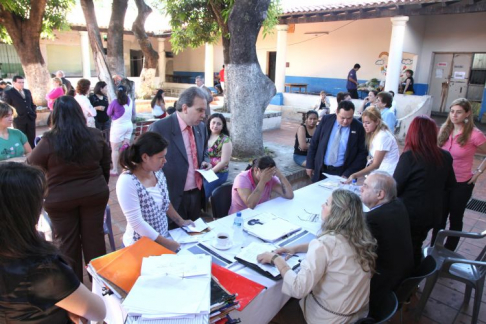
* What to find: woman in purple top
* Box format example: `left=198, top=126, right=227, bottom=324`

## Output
left=228, top=156, right=294, bottom=214
left=107, top=85, right=133, bottom=176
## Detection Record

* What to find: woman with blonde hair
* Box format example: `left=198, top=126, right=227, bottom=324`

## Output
left=345, top=106, right=399, bottom=183
left=46, top=77, right=67, bottom=111
left=258, top=189, right=377, bottom=324
left=432, top=98, right=486, bottom=250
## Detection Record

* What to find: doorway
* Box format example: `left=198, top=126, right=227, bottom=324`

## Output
left=130, top=50, right=143, bottom=77
left=268, top=51, right=276, bottom=83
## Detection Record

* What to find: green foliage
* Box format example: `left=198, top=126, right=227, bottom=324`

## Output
left=0, top=0, right=74, bottom=43
left=262, top=0, right=282, bottom=38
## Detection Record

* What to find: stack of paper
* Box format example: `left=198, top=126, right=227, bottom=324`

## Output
left=182, top=218, right=209, bottom=233
left=122, top=255, right=212, bottom=320
left=243, top=213, right=301, bottom=242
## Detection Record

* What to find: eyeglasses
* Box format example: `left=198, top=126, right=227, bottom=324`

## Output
left=297, top=209, right=319, bottom=222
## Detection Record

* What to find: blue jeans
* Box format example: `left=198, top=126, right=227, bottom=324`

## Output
left=203, top=172, right=229, bottom=198
left=293, top=154, right=307, bottom=167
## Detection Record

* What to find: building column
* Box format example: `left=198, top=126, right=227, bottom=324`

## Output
left=158, top=38, right=166, bottom=83
left=204, top=43, right=214, bottom=87
left=79, top=31, right=91, bottom=78
left=275, top=25, right=289, bottom=94
left=385, top=16, right=409, bottom=93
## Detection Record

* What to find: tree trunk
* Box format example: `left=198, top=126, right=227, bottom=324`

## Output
left=0, top=0, right=51, bottom=106
left=227, top=0, right=275, bottom=158
left=107, top=0, right=128, bottom=76
left=132, top=0, right=159, bottom=99
left=80, top=0, right=116, bottom=101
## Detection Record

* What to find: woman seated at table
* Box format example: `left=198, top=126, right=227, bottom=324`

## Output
left=0, top=102, right=31, bottom=161
left=345, top=107, right=399, bottom=183
left=293, top=110, right=318, bottom=167
left=357, top=89, right=378, bottom=114
left=205, top=113, right=232, bottom=199
left=0, top=162, right=106, bottom=323
left=258, top=189, right=376, bottom=324
left=117, top=132, right=193, bottom=250
left=313, top=91, right=330, bottom=117
left=228, top=156, right=294, bottom=214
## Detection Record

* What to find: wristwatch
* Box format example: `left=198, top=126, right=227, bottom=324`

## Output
left=271, top=254, right=280, bottom=265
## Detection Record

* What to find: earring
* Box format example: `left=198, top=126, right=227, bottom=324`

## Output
left=465, top=118, right=469, bottom=124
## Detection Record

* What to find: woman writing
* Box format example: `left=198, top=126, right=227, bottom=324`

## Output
left=432, top=98, right=486, bottom=250
left=107, top=85, right=134, bottom=176
left=28, top=96, right=110, bottom=281
left=117, top=132, right=193, bottom=250
left=151, top=89, right=166, bottom=119
left=293, top=110, right=318, bottom=167
left=0, top=163, right=106, bottom=323
left=345, top=107, right=399, bottom=182
left=204, top=113, right=232, bottom=198
left=393, top=116, right=455, bottom=267
left=258, top=190, right=376, bottom=324
left=89, top=81, right=110, bottom=142
left=74, top=78, right=97, bottom=128
left=0, top=102, right=32, bottom=160
left=229, top=156, right=294, bottom=214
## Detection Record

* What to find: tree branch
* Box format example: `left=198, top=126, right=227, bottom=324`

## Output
left=132, top=0, right=159, bottom=69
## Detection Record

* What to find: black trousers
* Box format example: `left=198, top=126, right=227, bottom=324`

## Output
left=431, top=180, right=474, bottom=251
left=13, top=118, right=36, bottom=148
left=168, top=188, right=203, bottom=230
left=319, top=165, right=344, bottom=180
left=410, top=225, right=432, bottom=269
left=347, top=88, right=359, bottom=99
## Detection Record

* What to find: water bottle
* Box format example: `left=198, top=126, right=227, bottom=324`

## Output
left=232, top=212, right=244, bottom=248
left=351, top=179, right=360, bottom=194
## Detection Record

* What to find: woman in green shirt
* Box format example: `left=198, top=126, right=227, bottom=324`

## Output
left=0, top=102, right=32, bottom=161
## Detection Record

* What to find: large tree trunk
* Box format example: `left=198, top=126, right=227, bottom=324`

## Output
left=227, top=0, right=275, bottom=158
left=107, top=0, right=128, bottom=76
left=80, top=0, right=116, bottom=101
left=0, top=0, right=51, bottom=106
left=133, top=0, right=159, bottom=99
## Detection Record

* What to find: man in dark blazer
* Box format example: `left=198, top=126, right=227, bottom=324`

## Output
left=3, top=75, right=36, bottom=148
left=149, top=87, right=210, bottom=222
left=306, top=100, right=367, bottom=182
left=361, top=171, right=414, bottom=317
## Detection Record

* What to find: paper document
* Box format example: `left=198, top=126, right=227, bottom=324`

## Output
left=141, top=255, right=211, bottom=278
left=196, top=169, right=218, bottom=183
left=243, top=213, right=301, bottom=242
left=183, top=218, right=209, bottom=233
left=322, top=173, right=346, bottom=182
left=170, top=228, right=199, bottom=244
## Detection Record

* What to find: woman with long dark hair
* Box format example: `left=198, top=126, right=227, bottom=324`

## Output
left=89, top=81, right=110, bottom=143
left=293, top=110, right=318, bottom=167
left=393, top=116, right=455, bottom=267
left=204, top=113, right=232, bottom=199
left=0, top=163, right=106, bottom=323
left=432, top=98, right=486, bottom=250
left=28, top=96, right=110, bottom=281
left=151, top=89, right=166, bottom=119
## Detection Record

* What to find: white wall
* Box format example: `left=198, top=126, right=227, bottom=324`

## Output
left=172, top=42, right=224, bottom=73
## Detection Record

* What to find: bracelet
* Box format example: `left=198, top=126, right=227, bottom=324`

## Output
left=477, top=169, right=483, bottom=174
left=270, top=254, right=280, bottom=265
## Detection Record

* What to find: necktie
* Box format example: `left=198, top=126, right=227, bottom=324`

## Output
left=328, top=125, right=342, bottom=166
left=187, top=126, right=202, bottom=190
left=18, top=89, right=25, bottom=99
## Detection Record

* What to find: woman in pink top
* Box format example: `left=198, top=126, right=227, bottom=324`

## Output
left=228, top=156, right=294, bottom=214
left=46, top=77, right=67, bottom=111
left=433, top=98, right=486, bottom=251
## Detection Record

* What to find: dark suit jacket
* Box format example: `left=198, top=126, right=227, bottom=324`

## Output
left=3, top=87, right=37, bottom=122
left=366, top=198, right=414, bottom=311
left=148, top=113, right=209, bottom=210
left=306, top=114, right=367, bottom=182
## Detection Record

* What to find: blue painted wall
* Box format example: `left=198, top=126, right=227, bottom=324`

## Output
left=414, top=83, right=428, bottom=96
left=479, top=88, right=486, bottom=121
left=173, top=71, right=203, bottom=84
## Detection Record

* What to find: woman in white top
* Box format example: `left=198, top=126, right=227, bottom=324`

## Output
left=151, top=89, right=166, bottom=119
left=116, top=132, right=193, bottom=249
left=74, top=79, right=97, bottom=128
left=313, top=91, right=331, bottom=118
left=258, top=189, right=377, bottom=324
left=345, top=106, right=399, bottom=183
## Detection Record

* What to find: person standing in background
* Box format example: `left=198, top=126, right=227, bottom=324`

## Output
left=219, top=65, right=225, bottom=91
left=347, top=63, right=361, bottom=99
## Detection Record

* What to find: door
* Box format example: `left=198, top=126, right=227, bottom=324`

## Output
left=445, top=54, right=473, bottom=109
left=130, top=50, right=143, bottom=77
left=429, top=53, right=453, bottom=113
left=268, top=52, right=276, bottom=82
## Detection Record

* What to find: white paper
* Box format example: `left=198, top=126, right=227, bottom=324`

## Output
left=141, top=254, right=211, bottom=278
left=322, top=173, right=346, bottom=183
left=183, top=218, right=209, bottom=233
left=435, top=68, right=444, bottom=78
left=169, top=228, right=199, bottom=244
left=243, top=213, right=301, bottom=242
left=196, top=169, right=218, bottom=183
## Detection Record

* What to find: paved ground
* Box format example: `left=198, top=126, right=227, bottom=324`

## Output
left=38, top=116, right=486, bottom=323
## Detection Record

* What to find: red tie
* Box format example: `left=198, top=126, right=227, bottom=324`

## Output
left=187, top=126, right=202, bottom=190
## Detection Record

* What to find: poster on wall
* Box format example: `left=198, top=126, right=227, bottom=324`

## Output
left=454, top=71, right=466, bottom=79
left=435, top=68, right=444, bottom=78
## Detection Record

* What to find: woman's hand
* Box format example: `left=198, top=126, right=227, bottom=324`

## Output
left=468, top=172, right=481, bottom=185
left=179, top=219, right=195, bottom=227
left=201, top=161, right=212, bottom=171
left=274, top=247, right=297, bottom=260
left=257, top=251, right=276, bottom=264
left=343, top=174, right=357, bottom=184
left=260, top=167, right=276, bottom=185
left=165, top=239, right=181, bottom=252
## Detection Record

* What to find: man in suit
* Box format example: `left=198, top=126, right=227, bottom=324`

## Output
left=149, top=87, right=211, bottom=222
left=361, top=171, right=414, bottom=317
left=195, top=75, right=213, bottom=118
left=306, top=100, right=367, bottom=182
left=3, top=75, right=37, bottom=148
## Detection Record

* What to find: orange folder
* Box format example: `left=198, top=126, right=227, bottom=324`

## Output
left=90, top=237, right=174, bottom=294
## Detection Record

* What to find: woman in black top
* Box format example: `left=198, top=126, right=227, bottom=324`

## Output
left=0, top=163, right=106, bottom=323
left=293, top=110, right=318, bottom=167
left=403, top=69, right=415, bottom=94
left=89, top=81, right=110, bottom=142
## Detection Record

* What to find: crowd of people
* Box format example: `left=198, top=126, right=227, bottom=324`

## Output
left=1, top=69, right=486, bottom=323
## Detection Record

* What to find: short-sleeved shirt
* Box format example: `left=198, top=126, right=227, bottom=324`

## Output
left=0, top=128, right=28, bottom=160
left=370, top=129, right=400, bottom=175
left=347, top=69, right=358, bottom=90
left=441, top=128, right=486, bottom=182
left=0, top=254, right=80, bottom=324
left=208, top=134, right=231, bottom=173
left=228, top=169, right=280, bottom=214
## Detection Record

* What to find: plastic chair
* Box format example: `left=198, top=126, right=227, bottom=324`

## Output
left=415, top=230, right=486, bottom=323
left=104, top=205, right=117, bottom=252
left=394, top=256, right=437, bottom=323
left=211, top=182, right=233, bottom=219
left=354, top=291, right=398, bottom=323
